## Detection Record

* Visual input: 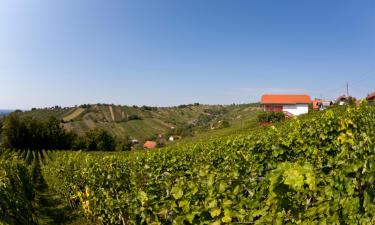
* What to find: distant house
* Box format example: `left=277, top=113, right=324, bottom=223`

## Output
left=261, top=94, right=312, bottom=116
left=130, top=139, right=139, bottom=145
left=168, top=136, right=181, bottom=142
left=143, top=141, right=157, bottom=149
left=313, top=99, right=331, bottom=111
left=313, top=99, right=319, bottom=110
left=367, top=92, right=375, bottom=105
left=336, top=95, right=349, bottom=106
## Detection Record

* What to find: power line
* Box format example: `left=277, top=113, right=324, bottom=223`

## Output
left=315, top=66, right=375, bottom=99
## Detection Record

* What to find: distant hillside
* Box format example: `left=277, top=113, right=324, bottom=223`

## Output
left=19, top=103, right=261, bottom=144
left=0, top=110, right=13, bottom=117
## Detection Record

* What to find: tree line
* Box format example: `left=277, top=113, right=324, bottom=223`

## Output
left=0, top=113, right=130, bottom=151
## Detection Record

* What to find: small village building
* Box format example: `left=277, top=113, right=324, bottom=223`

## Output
left=313, top=99, right=320, bottom=110
left=367, top=92, right=375, bottom=105
left=261, top=94, right=312, bottom=116
left=143, top=141, right=157, bottom=149
left=336, top=95, right=349, bottom=106
left=168, top=136, right=181, bottom=142
left=313, top=99, right=331, bottom=111
left=130, top=139, right=139, bottom=145
left=321, top=101, right=331, bottom=110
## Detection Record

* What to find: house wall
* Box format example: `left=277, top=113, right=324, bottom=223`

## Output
left=265, top=105, right=283, bottom=112
left=282, top=104, right=309, bottom=115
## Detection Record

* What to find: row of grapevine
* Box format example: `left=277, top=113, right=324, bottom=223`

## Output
left=0, top=149, right=52, bottom=225
left=0, top=152, right=37, bottom=225
left=41, top=104, right=375, bottom=224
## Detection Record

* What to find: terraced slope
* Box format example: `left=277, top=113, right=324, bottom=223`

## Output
left=63, top=108, right=85, bottom=122
left=20, top=104, right=261, bottom=143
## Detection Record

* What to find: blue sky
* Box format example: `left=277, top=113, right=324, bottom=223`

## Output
left=0, top=0, right=374, bottom=109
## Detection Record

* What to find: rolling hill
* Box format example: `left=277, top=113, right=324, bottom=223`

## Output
left=19, top=103, right=261, bottom=144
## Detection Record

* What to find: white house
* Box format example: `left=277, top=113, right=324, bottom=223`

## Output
left=261, top=94, right=312, bottom=116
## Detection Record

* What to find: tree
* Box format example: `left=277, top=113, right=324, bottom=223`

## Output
left=85, top=129, right=116, bottom=151
left=72, top=135, right=87, bottom=150
left=1, top=114, right=76, bottom=150
left=2, top=113, right=24, bottom=149
left=0, top=119, right=3, bottom=143
left=220, top=120, right=230, bottom=128
left=97, top=130, right=116, bottom=151
left=346, top=96, right=357, bottom=106
left=128, top=115, right=142, bottom=121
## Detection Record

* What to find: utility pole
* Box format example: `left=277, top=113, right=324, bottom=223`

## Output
left=346, top=82, right=349, bottom=97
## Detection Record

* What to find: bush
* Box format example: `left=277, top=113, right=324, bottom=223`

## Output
left=85, top=129, right=116, bottom=151
left=141, top=105, right=157, bottom=111
left=257, top=111, right=285, bottom=123
left=116, top=138, right=133, bottom=151
left=220, top=120, right=230, bottom=128
left=127, top=114, right=142, bottom=121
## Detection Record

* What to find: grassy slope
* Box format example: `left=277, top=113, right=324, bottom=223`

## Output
left=20, top=104, right=261, bottom=144
left=22, top=108, right=72, bottom=121
left=169, top=105, right=260, bottom=146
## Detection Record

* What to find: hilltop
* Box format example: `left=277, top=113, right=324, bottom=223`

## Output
left=19, top=103, right=261, bottom=144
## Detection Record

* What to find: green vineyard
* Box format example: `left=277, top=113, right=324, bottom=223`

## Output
left=0, top=150, right=38, bottom=225
left=2, top=104, right=375, bottom=224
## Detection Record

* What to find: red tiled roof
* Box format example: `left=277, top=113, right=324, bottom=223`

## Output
left=143, top=141, right=157, bottom=149
left=261, top=94, right=312, bottom=104
left=367, top=92, right=375, bottom=100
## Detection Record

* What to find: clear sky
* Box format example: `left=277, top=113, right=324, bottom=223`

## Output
left=1, top=0, right=374, bottom=109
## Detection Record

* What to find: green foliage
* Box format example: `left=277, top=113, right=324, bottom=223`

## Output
left=166, top=124, right=194, bottom=138
left=38, top=105, right=375, bottom=224
left=222, top=120, right=230, bottom=128
left=0, top=152, right=37, bottom=225
left=85, top=129, right=116, bottom=151
left=257, top=111, right=285, bottom=123
left=346, top=96, right=357, bottom=106
left=217, top=120, right=230, bottom=129
left=116, top=137, right=133, bottom=151
left=141, top=106, right=157, bottom=111
left=1, top=114, right=75, bottom=150
left=127, top=114, right=142, bottom=121
left=1, top=113, right=120, bottom=151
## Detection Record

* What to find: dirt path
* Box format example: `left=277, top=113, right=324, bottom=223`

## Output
left=33, top=165, right=93, bottom=225
left=109, top=105, right=115, bottom=121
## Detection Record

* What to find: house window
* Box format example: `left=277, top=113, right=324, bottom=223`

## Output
left=265, top=105, right=283, bottom=112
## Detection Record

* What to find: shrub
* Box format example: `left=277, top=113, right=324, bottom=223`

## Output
left=85, top=129, right=116, bottom=151
left=257, top=111, right=285, bottom=123
left=128, top=114, right=142, bottom=121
